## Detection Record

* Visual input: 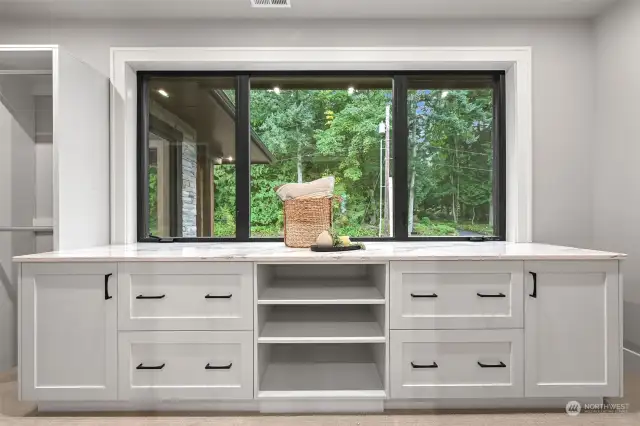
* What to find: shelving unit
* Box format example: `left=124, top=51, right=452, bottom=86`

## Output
left=255, top=263, right=389, bottom=399
left=258, top=279, right=384, bottom=305
left=257, top=343, right=386, bottom=399
left=258, top=305, right=385, bottom=343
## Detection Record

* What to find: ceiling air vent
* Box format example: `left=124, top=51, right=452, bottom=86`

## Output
left=251, top=0, right=291, bottom=7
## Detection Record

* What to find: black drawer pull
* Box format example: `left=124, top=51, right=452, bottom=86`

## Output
left=411, top=362, right=438, bottom=369
left=136, top=363, right=165, bottom=370
left=477, top=292, right=506, bottom=298
left=529, top=271, right=537, bottom=298
left=411, top=293, right=438, bottom=298
left=104, top=273, right=113, bottom=300
left=205, top=294, right=233, bottom=299
left=478, top=361, right=506, bottom=368
left=136, top=294, right=166, bottom=299
left=205, top=362, right=233, bottom=370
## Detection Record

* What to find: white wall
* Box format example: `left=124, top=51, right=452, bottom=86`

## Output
left=594, top=0, right=640, bottom=351
left=0, top=18, right=597, bottom=247
left=54, top=49, right=111, bottom=250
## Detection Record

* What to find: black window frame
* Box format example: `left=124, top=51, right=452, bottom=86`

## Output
left=137, top=70, right=506, bottom=242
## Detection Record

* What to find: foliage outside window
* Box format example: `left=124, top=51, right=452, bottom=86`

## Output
left=248, top=78, right=393, bottom=238
left=407, top=85, right=495, bottom=237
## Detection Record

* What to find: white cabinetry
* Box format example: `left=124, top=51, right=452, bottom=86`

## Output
left=390, top=329, right=523, bottom=398
left=390, top=261, right=523, bottom=329
left=255, top=264, right=388, bottom=399
left=389, top=259, right=622, bottom=400
left=389, top=260, right=525, bottom=400
left=16, top=252, right=624, bottom=408
left=118, top=262, right=253, bottom=331
left=524, top=261, right=621, bottom=397
left=118, top=331, right=253, bottom=400
left=20, top=263, right=117, bottom=401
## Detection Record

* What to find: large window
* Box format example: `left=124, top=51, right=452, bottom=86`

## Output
left=249, top=76, right=393, bottom=238
left=137, top=72, right=505, bottom=242
left=406, top=76, right=501, bottom=238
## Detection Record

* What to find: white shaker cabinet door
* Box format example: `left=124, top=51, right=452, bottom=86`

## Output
left=20, top=263, right=118, bottom=401
left=524, top=261, right=621, bottom=398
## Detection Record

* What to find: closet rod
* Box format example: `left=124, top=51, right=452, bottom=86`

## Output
left=0, top=70, right=52, bottom=75
left=0, top=226, right=53, bottom=232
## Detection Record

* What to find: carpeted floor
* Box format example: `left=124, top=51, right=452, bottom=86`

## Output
left=2, top=360, right=640, bottom=426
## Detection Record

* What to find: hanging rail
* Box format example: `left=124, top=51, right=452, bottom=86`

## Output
left=0, top=226, right=53, bottom=232
left=0, top=70, right=52, bottom=75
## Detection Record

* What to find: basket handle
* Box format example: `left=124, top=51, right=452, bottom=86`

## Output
left=273, top=185, right=342, bottom=202
left=274, top=186, right=342, bottom=203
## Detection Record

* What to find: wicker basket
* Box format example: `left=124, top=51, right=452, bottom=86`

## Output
left=281, top=196, right=335, bottom=248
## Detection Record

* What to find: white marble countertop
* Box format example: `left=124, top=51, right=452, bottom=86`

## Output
left=13, top=242, right=626, bottom=262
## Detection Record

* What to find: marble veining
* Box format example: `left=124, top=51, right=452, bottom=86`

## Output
left=13, top=242, right=625, bottom=262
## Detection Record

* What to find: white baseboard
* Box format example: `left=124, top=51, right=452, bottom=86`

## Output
left=260, top=399, right=383, bottom=413
left=37, top=397, right=604, bottom=413
left=386, top=397, right=603, bottom=410
left=38, top=400, right=259, bottom=413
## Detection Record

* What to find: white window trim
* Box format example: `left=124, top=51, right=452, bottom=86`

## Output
left=110, top=46, right=532, bottom=243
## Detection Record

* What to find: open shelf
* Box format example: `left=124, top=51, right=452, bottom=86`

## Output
left=257, top=343, right=386, bottom=399
left=258, top=305, right=385, bottom=344
left=258, top=362, right=386, bottom=399
left=258, top=279, right=384, bottom=305
left=256, top=263, right=387, bottom=306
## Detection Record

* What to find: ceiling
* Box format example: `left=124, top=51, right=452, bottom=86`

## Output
left=0, top=0, right=619, bottom=21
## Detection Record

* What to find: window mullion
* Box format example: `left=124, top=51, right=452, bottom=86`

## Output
left=393, top=75, right=409, bottom=240
left=235, top=75, right=251, bottom=241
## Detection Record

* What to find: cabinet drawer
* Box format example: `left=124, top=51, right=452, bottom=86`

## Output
left=390, top=261, right=523, bottom=329
left=118, top=263, right=253, bottom=331
left=390, top=329, right=523, bottom=399
left=118, top=331, right=253, bottom=400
